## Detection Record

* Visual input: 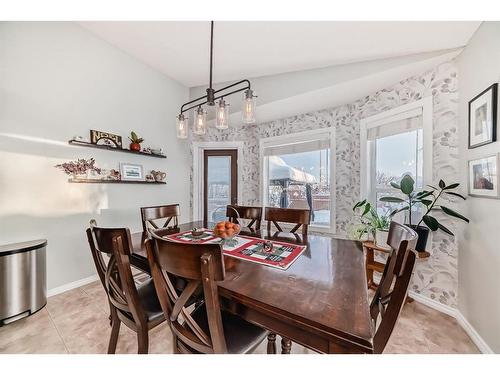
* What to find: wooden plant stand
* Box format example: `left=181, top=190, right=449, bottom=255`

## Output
left=362, top=240, right=430, bottom=303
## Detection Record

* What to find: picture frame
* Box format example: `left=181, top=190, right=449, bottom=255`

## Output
left=120, top=163, right=144, bottom=181
left=90, top=129, right=123, bottom=149
left=468, top=83, right=497, bottom=149
left=468, top=154, right=499, bottom=198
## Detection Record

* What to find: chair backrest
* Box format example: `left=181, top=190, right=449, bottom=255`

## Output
left=226, top=204, right=262, bottom=230
left=140, top=204, right=180, bottom=233
left=86, top=222, right=147, bottom=325
left=265, top=207, right=311, bottom=235
left=371, top=221, right=418, bottom=353
left=145, top=230, right=227, bottom=354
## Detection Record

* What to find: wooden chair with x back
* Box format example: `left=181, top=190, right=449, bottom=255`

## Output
left=145, top=230, right=268, bottom=354
left=86, top=221, right=165, bottom=354
left=265, top=207, right=311, bottom=236
left=140, top=204, right=180, bottom=233
left=226, top=204, right=262, bottom=231
left=370, top=221, right=418, bottom=353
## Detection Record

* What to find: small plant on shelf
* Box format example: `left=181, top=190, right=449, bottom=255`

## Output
left=128, top=131, right=144, bottom=152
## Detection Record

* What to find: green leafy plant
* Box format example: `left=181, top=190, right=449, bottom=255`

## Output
left=128, top=131, right=144, bottom=144
left=351, top=200, right=391, bottom=239
left=379, top=174, right=469, bottom=236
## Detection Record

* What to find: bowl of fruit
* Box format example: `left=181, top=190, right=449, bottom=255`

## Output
left=213, top=220, right=241, bottom=245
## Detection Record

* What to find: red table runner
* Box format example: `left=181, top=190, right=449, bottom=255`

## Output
left=163, top=229, right=306, bottom=270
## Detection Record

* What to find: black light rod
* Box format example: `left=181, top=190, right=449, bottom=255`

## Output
left=209, top=21, right=214, bottom=90
left=180, top=79, right=251, bottom=114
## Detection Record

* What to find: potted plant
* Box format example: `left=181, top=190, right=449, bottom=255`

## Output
left=128, top=131, right=144, bottom=152
left=352, top=200, right=391, bottom=246
left=379, top=174, right=469, bottom=252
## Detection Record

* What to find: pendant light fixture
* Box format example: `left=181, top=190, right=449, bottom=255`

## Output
left=176, top=21, right=257, bottom=138
left=215, top=98, right=229, bottom=129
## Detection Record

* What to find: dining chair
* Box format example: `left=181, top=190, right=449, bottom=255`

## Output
left=264, top=207, right=311, bottom=353
left=86, top=221, right=165, bottom=354
left=145, top=230, right=269, bottom=354
left=370, top=221, right=417, bottom=353
left=226, top=204, right=262, bottom=230
left=265, top=207, right=311, bottom=235
left=140, top=204, right=180, bottom=233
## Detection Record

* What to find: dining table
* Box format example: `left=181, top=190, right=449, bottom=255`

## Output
left=129, top=220, right=374, bottom=354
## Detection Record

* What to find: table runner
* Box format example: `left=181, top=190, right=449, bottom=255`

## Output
left=163, top=229, right=306, bottom=270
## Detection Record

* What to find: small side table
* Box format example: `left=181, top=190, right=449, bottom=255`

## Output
left=362, top=241, right=430, bottom=302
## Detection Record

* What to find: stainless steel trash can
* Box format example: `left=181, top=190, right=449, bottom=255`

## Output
left=0, top=239, right=47, bottom=326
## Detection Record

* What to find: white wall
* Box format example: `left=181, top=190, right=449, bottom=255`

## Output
left=457, top=21, right=500, bottom=353
left=0, top=22, right=191, bottom=290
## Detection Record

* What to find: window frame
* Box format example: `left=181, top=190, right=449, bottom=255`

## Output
left=360, top=96, right=433, bottom=207
left=259, top=128, right=336, bottom=234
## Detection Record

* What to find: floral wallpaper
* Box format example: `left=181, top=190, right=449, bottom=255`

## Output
left=191, top=61, right=460, bottom=308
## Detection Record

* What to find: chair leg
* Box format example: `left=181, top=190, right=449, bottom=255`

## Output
left=107, top=312, right=121, bottom=354
left=281, top=337, right=292, bottom=354
left=267, top=333, right=277, bottom=354
left=173, top=335, right=180, bottom=354
left=137, top=328, right=149, bottom=354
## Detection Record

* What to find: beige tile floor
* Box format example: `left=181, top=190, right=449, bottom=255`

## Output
left=0, top=279, right=480, bottom=354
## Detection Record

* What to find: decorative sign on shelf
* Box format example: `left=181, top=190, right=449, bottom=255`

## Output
left=90, top=130, right=123, bottom=149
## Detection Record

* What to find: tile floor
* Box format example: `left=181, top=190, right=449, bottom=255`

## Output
left=0, top=280, right=480, bottom=354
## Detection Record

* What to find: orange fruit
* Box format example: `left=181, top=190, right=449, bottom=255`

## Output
left=233, top=224, right=240, bottom=232
left=226, top=229, right=234, bottom=237
left=225, top=221, right=233, bottom=229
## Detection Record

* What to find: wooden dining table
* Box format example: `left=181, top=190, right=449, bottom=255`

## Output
left=130, top=220, right=374, bottom=354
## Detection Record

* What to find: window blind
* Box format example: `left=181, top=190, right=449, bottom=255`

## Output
left=263, top=137, right=330, bottom=156
left=367, top=108, right=423, bottom=141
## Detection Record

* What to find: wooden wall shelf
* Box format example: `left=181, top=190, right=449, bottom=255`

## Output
left=68, top=179, right=166, bottom=185
left=68, top=140, right=166, bottom=159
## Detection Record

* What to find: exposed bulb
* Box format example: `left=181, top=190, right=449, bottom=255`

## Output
left=193, top=106, right=206, bottom=135
left=216, top=98, right=230, bottom=129
left=242, top=89, right=256, bottom=124
left=176, top=114, right=187, bottom=139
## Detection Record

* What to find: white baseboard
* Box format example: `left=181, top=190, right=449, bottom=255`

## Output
left=454, top=311, right=494, bottom=354
left=408, top=291, right=458, bottom=317
left=47, top=274, right=99, bottom=297
left=408, top=291, right=494, bottom=353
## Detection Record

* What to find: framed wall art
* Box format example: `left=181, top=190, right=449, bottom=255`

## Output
left=468, top=154, right=499, bottom=198
left=120, top=163, right=144, bottom=181
left=468, top=83, right=497, bottom=149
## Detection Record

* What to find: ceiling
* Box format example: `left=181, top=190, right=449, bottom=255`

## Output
left=80, top=21, right=481, bottom=87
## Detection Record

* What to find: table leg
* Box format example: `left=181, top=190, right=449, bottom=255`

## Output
left=365, top=247, right=375, bottom=289
left=281, top=337, right=292, bottom=354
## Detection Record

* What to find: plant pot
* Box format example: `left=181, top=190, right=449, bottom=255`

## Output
left=409, top=225, right=430, bottom=252
left=130, top=142, right=141, bottom=152
left=374, top=229, right=390, bottom=249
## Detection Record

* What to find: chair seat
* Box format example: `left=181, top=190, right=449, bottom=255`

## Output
left=190, top=305, right=268, bottom=354
left=136, top=278, right=164, bottom=322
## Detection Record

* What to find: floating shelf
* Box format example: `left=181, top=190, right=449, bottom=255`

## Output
left=68, top=179, right=166, bottom=185
left=68, top=140, right=166, bottom=159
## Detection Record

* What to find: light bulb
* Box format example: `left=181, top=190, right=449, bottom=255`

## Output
left=176, top=114, right=187, bottom=139
left=242, top=89, right=256, bottom=124
left=193, top=106, right=206, bottom=135
left=216, top=98, right=230, bottom=129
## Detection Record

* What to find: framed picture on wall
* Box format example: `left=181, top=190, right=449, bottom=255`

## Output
left=468, top=83, right=497, bottom=149
left=468, top=154, right=499, bottom=198
left=120, top=163, right=144, bottom=181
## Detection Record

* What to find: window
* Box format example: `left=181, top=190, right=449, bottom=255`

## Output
left=261, top=129, right=335, bottom=230
left=360, top=97, right=432, bottom=221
